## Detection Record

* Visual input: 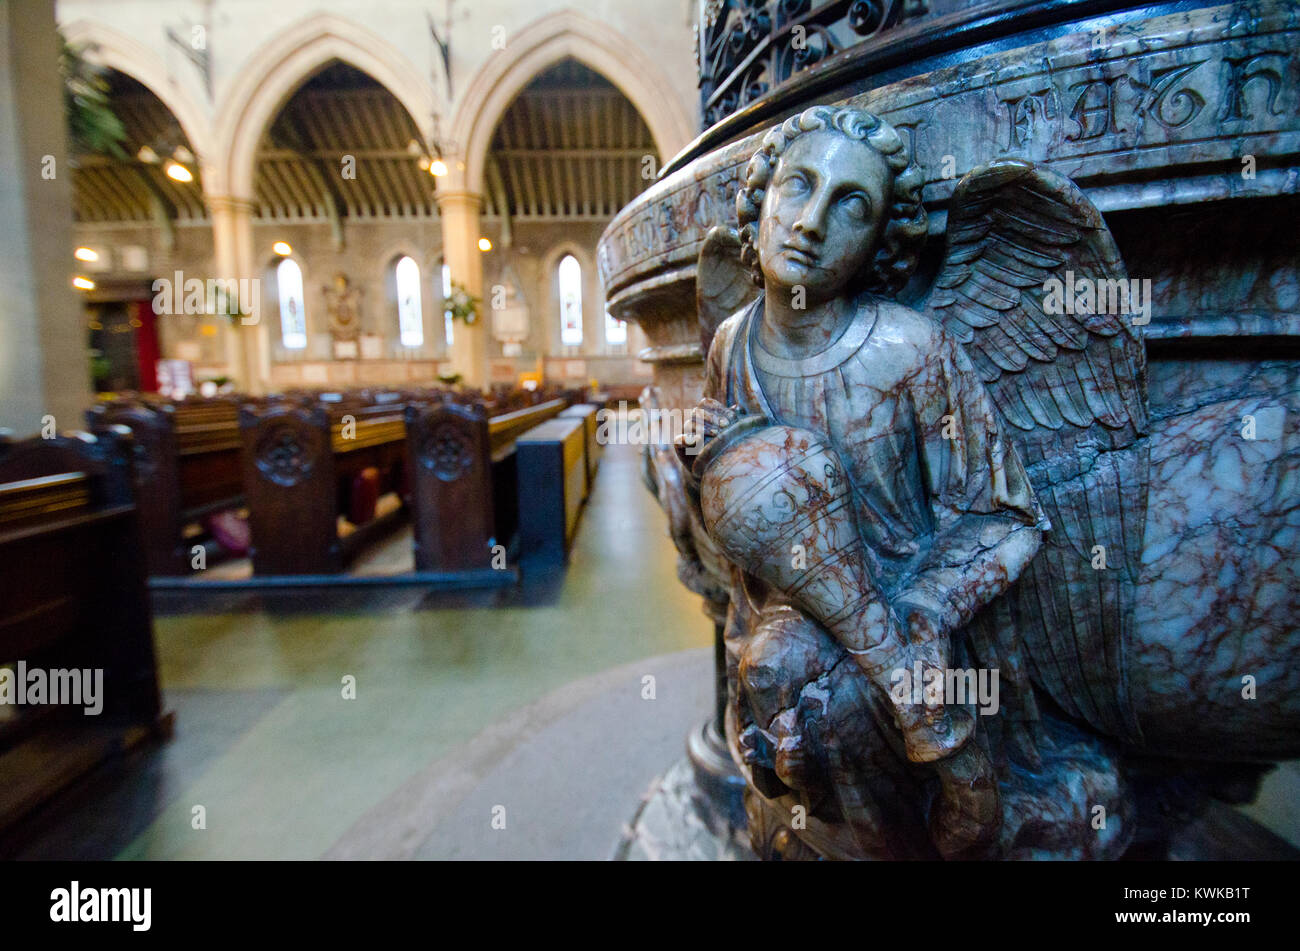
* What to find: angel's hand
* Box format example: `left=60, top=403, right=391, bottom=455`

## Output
left=770, top=706, right=819, bottom=793
left=901, top=605, right=949, bottom=707
left=896, top=597, right=950, bottom=649
left=886, top=605, right=975, bottom=764
left=676, top=398, right=739, bottom=458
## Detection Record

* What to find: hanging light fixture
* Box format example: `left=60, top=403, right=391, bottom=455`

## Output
left=165, top=161, right=193, bottom=183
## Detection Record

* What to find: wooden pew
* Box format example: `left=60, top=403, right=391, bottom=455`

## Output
left=558, top=403, right=602, bottom=496
left=515, top=416, right=589, bottom=570
left=404, top=397, right=570, bottom=572
left=238, top=399, right=408, bottom=576
left=597, top=383, right=644, bottom=408
left=486, top=398, right=571, bottom=451
left=0, top=428, right=166, bottom=842
left=87, top=396, right=243, bottom=575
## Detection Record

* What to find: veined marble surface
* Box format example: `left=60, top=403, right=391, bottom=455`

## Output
left=1133, top=356, right=1300, bottom=756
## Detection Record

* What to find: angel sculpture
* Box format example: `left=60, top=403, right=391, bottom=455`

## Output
left=677, top=105, right=1298, bottom=860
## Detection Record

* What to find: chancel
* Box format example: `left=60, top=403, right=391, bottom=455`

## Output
left=0, top=0, right=1296, bottom=879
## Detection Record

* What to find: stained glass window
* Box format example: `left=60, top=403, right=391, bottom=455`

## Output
left=277, top=257, right=306, bottom=349
left=559, top=255, right=583, bottom=347
left=396, top=256, right=423, bottom=347
left=605, top=309, right=626, bottom=345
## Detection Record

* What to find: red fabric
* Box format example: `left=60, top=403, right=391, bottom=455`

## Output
left=396, top=460, right=411, bottom=504
left=133, top=299, right=160, bottom=392
left=349, top=467, right=380, bottom=525
left=205, top=510, right=251, bottom=555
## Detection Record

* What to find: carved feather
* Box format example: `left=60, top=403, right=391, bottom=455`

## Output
left=696, top=226, right=759, bottom=359
left=919, top=159, right=1149, bottom=745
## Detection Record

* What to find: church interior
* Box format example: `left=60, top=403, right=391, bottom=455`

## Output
left=1, top=0, right=1298, bottom=868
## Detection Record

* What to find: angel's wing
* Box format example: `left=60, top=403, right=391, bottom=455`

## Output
left=919, top=159, right=1149, bottom=746
left=697, top=225, right=758, bottom=359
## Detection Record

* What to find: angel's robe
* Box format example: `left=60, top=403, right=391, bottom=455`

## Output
left=704, top=293, right=1048, bottom=641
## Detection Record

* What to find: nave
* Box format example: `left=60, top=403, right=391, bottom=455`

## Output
left=7, top=440, right=713, bottom=860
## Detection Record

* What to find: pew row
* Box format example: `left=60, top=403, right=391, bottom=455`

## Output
left=405, top=398, right=570, bottom=572
left=558, top=403, right=602, bottom=492
left=238, top=401, right=407, bottom=575
left=239, top=396, right=571, bottom=578
left=0, top=429, right=168, bottom=847
left=87, top=397, right=244, bottom=575
left=515, top=416, right=590, bottom=570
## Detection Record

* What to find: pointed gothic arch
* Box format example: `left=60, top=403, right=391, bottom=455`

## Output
left=214, top=12, right=439, bottom=200
left=451, top=9, right=695, bottom=198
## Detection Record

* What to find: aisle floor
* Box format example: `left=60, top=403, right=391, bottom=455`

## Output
left=11, top=439, right=712, bottom=860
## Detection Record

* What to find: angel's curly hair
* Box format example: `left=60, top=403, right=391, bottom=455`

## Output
left=736, top=106, right=928, bottom=295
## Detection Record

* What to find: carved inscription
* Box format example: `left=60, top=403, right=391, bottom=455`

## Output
left=600, top=2, right=1300, bottom=295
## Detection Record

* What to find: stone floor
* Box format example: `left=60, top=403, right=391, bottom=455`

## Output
left=328, top=647, right=720, bottom=860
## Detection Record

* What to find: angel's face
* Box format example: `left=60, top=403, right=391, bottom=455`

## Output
left=757, top=130, right=891, bottom=302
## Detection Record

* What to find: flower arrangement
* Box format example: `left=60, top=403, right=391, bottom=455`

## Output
left=441, top=281, right=480, bottom=325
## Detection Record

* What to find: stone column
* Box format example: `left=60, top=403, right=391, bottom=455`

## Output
left=208, top=194, right=267, bottom=394
left=0, top=0, right=90, bottom=433
left=436, top=189, right=489, bottom=389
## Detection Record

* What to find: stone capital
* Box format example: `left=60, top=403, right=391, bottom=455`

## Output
left=206, top=194, right=259, bottom=217
left=434, top=190, right=484, bottom=214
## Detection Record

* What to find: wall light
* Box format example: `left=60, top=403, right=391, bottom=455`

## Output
left=272, top=241, right=293, bottom=256
left=430, top=159, right=448, bottom=177
left=73, top=276, right=95, bottom=290
left=478, top=237, right=492, bottom=252
left=74, top=247, right=99, bottom=262
left=165, top=161, right=194, bottom=183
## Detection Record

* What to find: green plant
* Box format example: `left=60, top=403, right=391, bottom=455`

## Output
left=208, top=285, right=246, bottom=324
left=88, top=349, right=111, bottom=391
left=441, top=281, right=480, bottom=325
left=60, top=37, right=127, bottom=159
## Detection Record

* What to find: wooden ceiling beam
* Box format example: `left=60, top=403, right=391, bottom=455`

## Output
left=129, top=165, right=177, bottom=251
left=277, top=109, right=348, bottom=245
left=255, top=162, right=295, bottom=219
left=490, top=147, right=650, bottom=160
